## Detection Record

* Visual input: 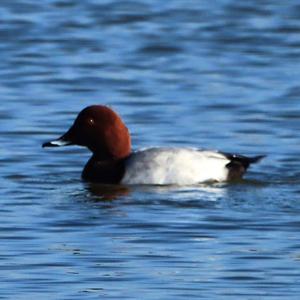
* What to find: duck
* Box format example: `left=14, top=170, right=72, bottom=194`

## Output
left=42, top=105, right=264, bottom=185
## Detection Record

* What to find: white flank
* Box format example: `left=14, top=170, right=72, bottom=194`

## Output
left=121, top=147, right=230, bottom=185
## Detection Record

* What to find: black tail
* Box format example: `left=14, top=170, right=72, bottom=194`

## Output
left=222, top=153, right=265, bottom=181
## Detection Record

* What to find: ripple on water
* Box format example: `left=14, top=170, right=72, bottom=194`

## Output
left=1, top=0, right=300, bottom=299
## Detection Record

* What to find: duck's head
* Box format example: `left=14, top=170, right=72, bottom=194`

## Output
left=43, top=105, right=131, bottom=160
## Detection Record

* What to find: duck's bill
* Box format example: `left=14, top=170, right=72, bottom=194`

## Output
left=42, top=138, right=73, bottom=148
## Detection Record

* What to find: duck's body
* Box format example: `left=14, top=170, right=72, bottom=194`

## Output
left=123, top=147, right=240, bottom=185
left=43, top=105, right=264, bottom=185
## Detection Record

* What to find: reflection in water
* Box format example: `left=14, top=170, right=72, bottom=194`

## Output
left=84, top=181, right=227, bottom=203
left=135, top=183, right=227, bottom=202
left=82, top=182, right=231, bottom=213
left=84, top=182, right=130, bottom=201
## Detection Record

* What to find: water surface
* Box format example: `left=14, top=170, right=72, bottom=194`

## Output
left=1, top=0, right=300, bottom=299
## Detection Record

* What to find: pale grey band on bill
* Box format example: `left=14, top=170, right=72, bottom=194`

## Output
left=42, top=139, right=72, bottom=147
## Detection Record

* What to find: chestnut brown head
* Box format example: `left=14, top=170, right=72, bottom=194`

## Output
left=43, top=105, right=131, bottom=160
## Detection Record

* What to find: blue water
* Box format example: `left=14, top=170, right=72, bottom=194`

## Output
left=1, top=0, right=300, bottom=299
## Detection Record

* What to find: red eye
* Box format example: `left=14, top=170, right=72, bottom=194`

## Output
left=88, top=118, right=94, bottom=125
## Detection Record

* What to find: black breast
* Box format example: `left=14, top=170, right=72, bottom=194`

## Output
left=82, top=156, right=127, bottom=184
